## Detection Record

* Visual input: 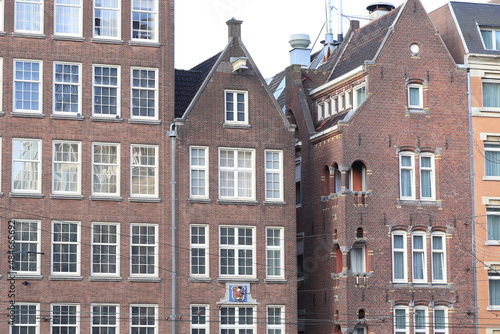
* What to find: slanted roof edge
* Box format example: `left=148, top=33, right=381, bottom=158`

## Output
left=448, top=2, right=470, bottom=55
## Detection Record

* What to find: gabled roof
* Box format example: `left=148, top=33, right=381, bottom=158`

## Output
left=267, top=70, right=286, bottom=108
left=449, top=1, right=500, bottom=55
left=328, top=7, right=401, bottom=80
left=174, top=52, right=220, bottom=118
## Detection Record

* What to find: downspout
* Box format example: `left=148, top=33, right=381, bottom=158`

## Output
left=167, top=123, right=177, bottom=333
left=466, top=67, right=478, bottom=334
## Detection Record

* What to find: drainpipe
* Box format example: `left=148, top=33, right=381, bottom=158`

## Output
left=167, top=123, right=177, bottom=333
left=466, top=67, right=478, bottom=334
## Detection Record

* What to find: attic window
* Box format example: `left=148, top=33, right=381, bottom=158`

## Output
left=480, top=28, right=500, bottom=50
left=230, top=57, right=249, bottom=72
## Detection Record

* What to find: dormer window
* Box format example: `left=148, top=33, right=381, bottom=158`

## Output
left=480, top=27, right=500, bottom=50
left=408, top=84, right=423, bottom=109
left=225, top=90, right=248, bottom=124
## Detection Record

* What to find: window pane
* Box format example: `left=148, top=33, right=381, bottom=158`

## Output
left=490, top=279, right=500, bottom=306
left=483, top=82, right=500, bottom=108
left=488, top=214, right=500, bottom=241
left=485, top=148, right=500, bottom=176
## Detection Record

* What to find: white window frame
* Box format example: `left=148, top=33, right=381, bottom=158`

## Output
left=190, top=146, right=209, bottom=199
left=0, top=1, right=4, bottom=32
left=51, top=304, right=79, bottom=333
left=419, top=153, right=435, bottom=201
left=480, top=27, right=500, bottom=50
left=224, top=90, right=248, bottom=124
left=354, top=83, right=366, bottom=110
left=350, top=244, right=366, bottom=274
left=265, top=150, right=283, bottom=202
left=130, top=305, right=157, bottom=334
left=93, top=0, right=120, bottom=39
left=10, top=303, right=40, bottom=334
left=131, top=0, right=158, bottom=42
left=13, top=59, right=42, bottom=113
left=219, top=226, right=256, bottom=278
left=266, top=227, right=284, bottom=279
left=324, top=99, right=331, bottom=117
left=345, top=90, right=352, bottom=109
left=53, top=62, right=81, bottom=114
left=392, top=231, right=408, bottom=283
left=432, top=306, right=448, bottom=334
left=267, top=305, right=285, bottom=334
left=13, top=220, right=41, bottom=275
left=414, top=306, right=429, bottom=334
left=92, top=142, right=120, bottom=196
left=130, top=144, right=158, bottom=198
left=431, top=232, right=447, bottom=283
left=54, top=0, right=82, bottom=37
left=130, top=224, right=158, bottom=277
left=190, top=305, right=209, bottom=334
left=411, top=232, right=427, bottom=283
left=91, top=222, right=120, bottom=276
left=399, top=152, right=415, bottom=200
left=12, top=138, right=42, bottom=193
left=52, top=140, right=81, bottom=195
left=190, top=224, right=209, bottom=278
left=484, top=140, right=500, bottom=179
left=131, top=66, right=158, bottom=119
left=51, top=221, right=80, bottom=276
left=487, top=208, right=500, bottom=244
left=218, top=148, right=255, bottom=200
left=394, top=306, right=409, bottom=334
left=91, top=304, right=119, bottom=333
left=14, top=0, right=43, bottom=34
left=339, top=93, right=345, bottom=111
left=408, top=84, right=423, bottom=109
left=489, top=269, right=500, bottom=310
left=482, top=79, right=500, bottom=110
left=317, top=102, right=324, bottom=121
left=220, top=306, right=255, bottom=333
left=92, top=65, right=120, bottom=117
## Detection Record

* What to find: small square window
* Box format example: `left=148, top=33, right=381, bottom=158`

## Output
left=408, top=84, right=423, bottom=109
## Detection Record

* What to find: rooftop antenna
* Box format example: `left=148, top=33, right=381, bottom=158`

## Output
left=337, top=0, right=343, bottom=43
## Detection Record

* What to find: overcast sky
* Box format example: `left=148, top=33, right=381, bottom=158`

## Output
left=175, top=0, right=490, bottom=78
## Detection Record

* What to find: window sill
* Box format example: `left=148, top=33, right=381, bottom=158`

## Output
left=223, top=123, right=251, bottom=129
left=406, top=107, right=428, bottom=115
left=50, top=114, right=84, bottom=121
left=189, top=198, right=212, bottom=204
left=485, top=241, right=500, bottom=246
left=91, top=116, right=123, bottom=123
left=12, top=32, right=46, bottom=39
left=483, top=176, right=500, bottom=181
left=129, top=197, right=161, bottom=203
left=0, top=31, right=5, bottom=36
left=188, top=277, right=213, bottom=283
left=217, top=199, right=258, bottom=206
left=10, top=275, right=43, bottom=280
left=391, top=282, right=451, bottom=289
left=397, top=199, right=441, bottom=208
left=0, top=192, right=3, bottom=197
left=52, top=35, right=85, bottom=42
left=91, top=38, right=124, bottom=45
left=49, top=275, right=83, bottom=281
left=89, top=196, right=123, bottom=202
left=128, top=277, right=161, bottom=282
left=217, top=277, right=259, bottom=283
left=129, top=40, right=162, bottom=47
left=487, top=306, right=500, bottom=311
left=264, top=201, right=287, bottom=206
left=0, top=111, right=4, bottom=117
left=264, top=279, right=287, bottom=284
left=11, top=112, right=45, bottom=118
left=10, top=192, right=44, bottom=199
left=128, top=119, right=161, bottom=125
left=50, top=194, right=84, bottom=200
left=89, top=276, right=122, bottom=282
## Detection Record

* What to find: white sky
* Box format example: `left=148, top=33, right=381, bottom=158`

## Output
left=175, top=0, right=490, bottom=78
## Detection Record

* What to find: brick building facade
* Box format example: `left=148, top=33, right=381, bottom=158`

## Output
left=280, top=0, right=476, bottom=332
left=174, top=20, right=297, bottom=334
left=0, top=0, right=175, bottom=333
left=431, top=2, right=500, bottom=333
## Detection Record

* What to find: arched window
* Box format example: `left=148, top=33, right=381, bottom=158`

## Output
left=333, top=163, right=342, bottom=193
left=351, top=161, right=366, bottom=192
left=356, top=227, right=364, bottom=239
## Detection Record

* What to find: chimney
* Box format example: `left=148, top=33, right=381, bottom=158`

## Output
left=289, top=34, right=311, bottom=67
left=227, top=18, right=243, bottom=40
left=366, top=2, right=395, bottom=21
